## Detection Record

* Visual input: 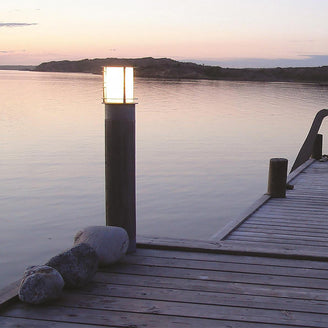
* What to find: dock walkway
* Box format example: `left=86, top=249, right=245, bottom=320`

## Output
left=1, top=159, right=328, bottom=327
left=215, top=159, right=328, bottom=258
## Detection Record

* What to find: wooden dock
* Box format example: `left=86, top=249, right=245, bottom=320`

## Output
left=1, top=158, right=328, bottom=327
left=214, top=158, right=328, bottom=258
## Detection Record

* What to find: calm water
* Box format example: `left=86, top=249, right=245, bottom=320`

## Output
left=1, top=70, right=328, bottom=288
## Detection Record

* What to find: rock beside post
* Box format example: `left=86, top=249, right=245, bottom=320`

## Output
left=74, top=226, right=129, bottom=266
left=18, top=265, right=64, bottom=304
left=46, top=243, right=98, bottom=288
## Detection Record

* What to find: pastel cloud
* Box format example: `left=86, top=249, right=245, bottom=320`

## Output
left=0, top=23, right=37, bottom=28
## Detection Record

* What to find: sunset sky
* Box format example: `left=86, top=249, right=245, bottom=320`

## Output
left=1, top=0, right=328, bottom=67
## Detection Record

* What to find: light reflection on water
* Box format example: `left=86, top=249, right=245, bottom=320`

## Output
left=1, top=70, right=328, bottom=288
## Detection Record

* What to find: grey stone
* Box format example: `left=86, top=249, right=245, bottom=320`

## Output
left=74, top=226, right=129, bottom=266
left=46, top=243, right=98, bottom=288
left=18, top=265, right=64, bottom=304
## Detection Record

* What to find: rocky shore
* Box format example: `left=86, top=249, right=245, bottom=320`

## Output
left=5, top=57, right=328, bottom=83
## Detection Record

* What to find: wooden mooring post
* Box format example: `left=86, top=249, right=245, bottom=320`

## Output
left=311, top=133, right=323, bottom=160
left=267, top=158, right=288, bottom=198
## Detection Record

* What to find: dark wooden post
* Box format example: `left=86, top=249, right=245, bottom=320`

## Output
left=267, top=158, right=288, bottom=198
left=311, top=134, right=323, bottom=160
left=105, top=103, right=136, bottom=253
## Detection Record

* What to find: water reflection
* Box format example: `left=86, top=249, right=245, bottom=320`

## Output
left=1, top=71, right=328, bottom=288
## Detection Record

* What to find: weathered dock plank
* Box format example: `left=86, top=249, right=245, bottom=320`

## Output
left=94, top=271, right=328, bottom=300
left=0, top=306, right=297, bottom=328
left=212, top=158, right=315, bottom=241
left=0, top=317, right=104, bottom=328
left=138, top=234, right=328, bottom=260
left=2, top=248, right=328, bottom=328
left=213, top=159, right=328, bottom=259
left=133, top=247, right=328, bottom=269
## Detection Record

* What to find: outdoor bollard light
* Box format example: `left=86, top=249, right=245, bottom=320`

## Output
left=103, top=67, right=136, bottom=253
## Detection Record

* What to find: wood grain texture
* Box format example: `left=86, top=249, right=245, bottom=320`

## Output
left=212, top=159, right=315, bottom=241
left=2, top=249, right=328, bottom=328
left=220, top=160, right=328, bottom=258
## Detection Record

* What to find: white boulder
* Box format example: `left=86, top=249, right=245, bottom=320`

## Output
left=74, top=226, right=129, bottom=266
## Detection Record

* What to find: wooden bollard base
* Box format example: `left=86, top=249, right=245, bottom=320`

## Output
left=267, top=158, right=288, bottom=198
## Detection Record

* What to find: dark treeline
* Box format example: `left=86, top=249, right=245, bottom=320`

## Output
left=34, top=57, right=328, bottom=83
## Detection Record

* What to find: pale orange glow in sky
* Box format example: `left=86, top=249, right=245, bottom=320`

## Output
left=1, top=0, right=328, bottom=67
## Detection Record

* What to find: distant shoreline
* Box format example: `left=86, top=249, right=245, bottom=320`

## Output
left=2, top=57, right=328, bottom=83
left=0, top=65, right=35, bottom=71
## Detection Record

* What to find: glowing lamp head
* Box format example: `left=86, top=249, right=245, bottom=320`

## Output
left=103, top=66, right=134, bottom=104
